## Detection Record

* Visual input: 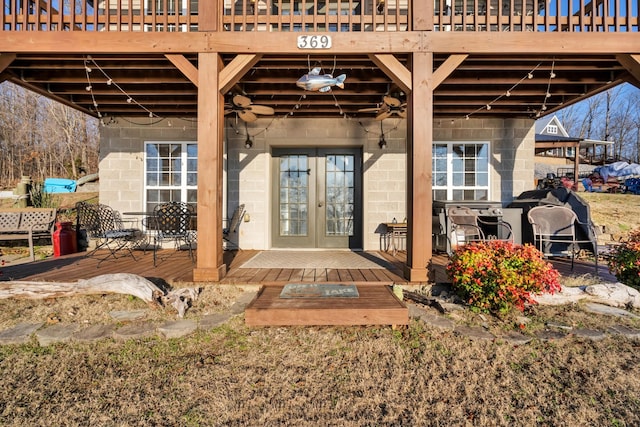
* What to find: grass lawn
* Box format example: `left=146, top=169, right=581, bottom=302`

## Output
left=0, top=193, right=639, bottom=425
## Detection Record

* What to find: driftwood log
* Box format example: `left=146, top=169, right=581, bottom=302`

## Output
left=0, top=273, right=200, bottom=317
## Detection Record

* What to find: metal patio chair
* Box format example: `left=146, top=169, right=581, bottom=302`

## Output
left=151, top=202, right=196, bottom=266
left=223, top=204, right=245, bottom=250
left=76, top=201, right=144, bottom=266
left=527, top=204, right=598, bottom=272
left=447, top=206, right=513, bottom=253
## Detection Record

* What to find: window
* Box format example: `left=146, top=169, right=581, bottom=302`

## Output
left=432, top=142, right=490, bottom=201
left=546, top=125, right=558, bottom=134
left=145, top=141, right=197, bottom=213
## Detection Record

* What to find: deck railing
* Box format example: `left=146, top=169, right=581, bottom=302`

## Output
left=1, top=0, right=637, bottom=32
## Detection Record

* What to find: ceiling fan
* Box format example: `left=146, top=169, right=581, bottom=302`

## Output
left=359, top=95, right=407, bottom=120
left=224, top=95, right=275, bottom=122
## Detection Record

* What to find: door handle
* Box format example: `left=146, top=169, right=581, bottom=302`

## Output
left=318, top=201, right=324, bottom=207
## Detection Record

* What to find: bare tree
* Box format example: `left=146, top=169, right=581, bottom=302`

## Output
left=0, top=82, right=99, bottom=189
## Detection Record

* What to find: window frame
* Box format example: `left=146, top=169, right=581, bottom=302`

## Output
left=432, top=140, right=491, bottom=201
left=143, top=141, right=197, bottom=214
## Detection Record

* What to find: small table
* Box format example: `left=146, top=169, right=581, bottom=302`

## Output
left=384, top=222, right=407, bottom=255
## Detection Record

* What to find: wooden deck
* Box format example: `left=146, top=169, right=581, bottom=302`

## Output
left=0, top=247, right=613, bottom=327
left=0, top=247, right=613, bottom=285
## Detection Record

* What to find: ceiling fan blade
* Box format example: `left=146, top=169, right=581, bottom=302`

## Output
left=238, top=110, right=257, bottom=122
left=224, top=109, right=234, bottom=115
left=233, top=94, right=252, bottom=108
left=397, top=109, right=407, bottom=118
left=248, top=104, right=275, bottom=115
left=383, top=95, right=402, bottom=107
left=375, top=110, right=393, bottom=121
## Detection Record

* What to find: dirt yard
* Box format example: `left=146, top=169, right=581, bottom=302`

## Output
left=0, top=192, right=639, bottom=426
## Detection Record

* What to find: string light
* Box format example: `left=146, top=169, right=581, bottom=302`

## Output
left=86, top=56, right=157, bottom=118
left=456, top=62, right=544, bottom=122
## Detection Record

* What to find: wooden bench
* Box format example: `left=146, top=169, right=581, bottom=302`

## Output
left=0, top=208, right=57, bottom=261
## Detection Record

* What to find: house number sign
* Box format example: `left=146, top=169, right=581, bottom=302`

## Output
left=297, top=35, right=332, bottom=49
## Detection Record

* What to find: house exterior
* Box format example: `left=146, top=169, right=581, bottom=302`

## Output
left=535, top=115, right=616, bottom=182
left=1, top=1, right=638, bottom=283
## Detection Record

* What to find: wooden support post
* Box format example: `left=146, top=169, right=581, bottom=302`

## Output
left=404, top=52, right=433, bottom=283
left=193, top=52, right=226, bottom=282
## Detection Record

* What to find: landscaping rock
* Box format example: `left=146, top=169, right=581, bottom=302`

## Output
left=500, top=332, right=533, bottom=345
left=607, top=325, right=640, bottom=339
left=583, top=302, right=640, bottom=319
left=0, top=322, right=43, bottom=345
left=408, top=303, right=455, bottom=331
left=584, top=283, right=640, bottom=310
left=74, top=324, right=115, bottom=342
left=113, top=322, right=156, bottom=341
left=199, top=313, right=233, bottom=330
left=535, top=329, right=568, bottom=342
left=454, top=326, right=495, bottom=341
left=158, top=320, right=197, bottom=339
left=36, top=324, right=79, bottom=346
left=109, top=309, right=148, bottom=322
left=572, top=328, right=607, bottom=341
left=230, top=291, right=258, bottom=314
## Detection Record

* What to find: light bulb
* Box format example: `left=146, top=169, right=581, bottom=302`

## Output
left=85, top=86, right=92, bottom=92
left=550, top=72, right=556, bottom=78
left=106, top=79, right=112, bottom=85
left=148, top=112, right=153, bottom=118
left=486, top=104, right=492, bottom=110
left=527, top=73, right=533, bottom=79
left=506, top=90, right=511, bottom=97
left=127, top=98, right=133, bottom=103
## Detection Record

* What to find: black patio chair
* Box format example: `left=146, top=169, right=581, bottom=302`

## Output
left=76, top=201, right=144, bottom=266
left=151, top=202, right=196, bottom=266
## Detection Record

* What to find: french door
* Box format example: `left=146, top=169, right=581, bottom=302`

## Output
left=271, top=147, right=362, bottom=249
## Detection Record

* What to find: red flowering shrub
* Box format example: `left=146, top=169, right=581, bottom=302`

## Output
left=447, top=240, right=561, bottom=316
left=607, top=229, right=640, bottom=291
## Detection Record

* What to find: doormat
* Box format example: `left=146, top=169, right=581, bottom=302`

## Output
left=240, top=251, right=389, bottom=269
left=280, top=284, right=359, bottom=299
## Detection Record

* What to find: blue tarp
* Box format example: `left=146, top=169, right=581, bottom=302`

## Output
left=43, top=178, right=77, bottom=193
left=594, top=162, right=640, bottom=181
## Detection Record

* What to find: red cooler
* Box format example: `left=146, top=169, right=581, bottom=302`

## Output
left=53, top=221, right=77, bottom=257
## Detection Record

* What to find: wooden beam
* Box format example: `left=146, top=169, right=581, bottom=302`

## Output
left=616, top=54, right=640, bottom=83
left=165, top=54, right=199, bottom=87
left=219, top=54, right=263, bottom=95
left=194, top=52, right=226, bottom=282
left=1, top=31, right=639, bottom=55
left=369, top=54, right=412, bottom=94
left=404, top=52, right=433, bottom=283
left=7, top=76, right=96, bottom=116
left=432, top=54, right=468, bottom=89
left=0, top=53, right=16, bottom=73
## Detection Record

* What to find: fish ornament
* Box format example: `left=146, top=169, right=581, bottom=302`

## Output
left=296, top=67, right=346, bottom=93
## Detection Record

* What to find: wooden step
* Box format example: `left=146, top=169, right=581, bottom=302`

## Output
left=245, top=285, right=408, bottom=327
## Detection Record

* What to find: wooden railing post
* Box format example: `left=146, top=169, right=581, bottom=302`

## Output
left=200, top=0, right=219, bottom=31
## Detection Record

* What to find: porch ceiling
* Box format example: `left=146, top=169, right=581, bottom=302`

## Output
left=1, top=52, right=632, bottom=120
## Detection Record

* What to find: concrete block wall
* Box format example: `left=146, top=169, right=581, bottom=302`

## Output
left=434, top=117, right=535, bottom=204
left=99, top=117, right=197, bottom=214
left=100, top=116, right=535, bottom=252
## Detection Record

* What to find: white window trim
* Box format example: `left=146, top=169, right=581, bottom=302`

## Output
left=433, top=140, right=491, bottom=201
left=143, top=140, right=197, bottom=210
left=547, top=125, right=558, bottom=134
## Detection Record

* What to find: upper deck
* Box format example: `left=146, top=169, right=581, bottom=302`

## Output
left=1, top=0, right=638, bottom=33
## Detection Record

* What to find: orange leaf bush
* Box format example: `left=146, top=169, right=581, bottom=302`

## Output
left=447, top=240, right=561, bottom=316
